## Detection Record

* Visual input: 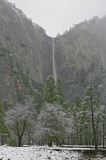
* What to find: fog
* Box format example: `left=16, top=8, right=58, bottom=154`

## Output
left=8, top=0, right=106, bottom=36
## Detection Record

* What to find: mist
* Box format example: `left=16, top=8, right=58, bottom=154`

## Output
left=7, top=0, right=106, bottom=36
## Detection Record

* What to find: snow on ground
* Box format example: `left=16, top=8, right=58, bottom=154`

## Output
left=0, top=145, right=106, bottom=160
left=0, top=146, right=81, bottom=160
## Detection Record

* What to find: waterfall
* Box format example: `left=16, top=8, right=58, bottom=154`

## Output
left=52, top=38, right=57, bottom=85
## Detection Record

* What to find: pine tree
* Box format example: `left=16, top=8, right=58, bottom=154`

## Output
left=56, top=80, right=65, bottom=105
left=100, top=104, right=106, bottom=148
left=84, top=85, right=99, bottom=150
left=70, top=95, right=82, bottom=145
left=0, top=97, right=5, bottom=115
left=0, top=97, right=10, bottom=145
left=43, top=75, right=59, bottom=103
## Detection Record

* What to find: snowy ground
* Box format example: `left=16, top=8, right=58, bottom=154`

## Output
left=0, top=145, right=106, bottom=160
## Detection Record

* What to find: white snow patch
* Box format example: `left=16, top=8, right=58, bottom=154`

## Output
left=0, top=146, right=81, bottom=160
left=0, top=146, right=106, bottom=160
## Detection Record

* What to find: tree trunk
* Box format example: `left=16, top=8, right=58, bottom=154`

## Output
left=28, top=131, right=31, bottom=145
left=48, top=140, right=52, bottom=147
left=56, top=137, right=58, bottom=146
left=103, top=122, right=105, bottom=148
left=18, top=136, right=22, bottom=147
left=1, top=135, right=4, bottom=145
left=91, top=103, right=97, bottom=150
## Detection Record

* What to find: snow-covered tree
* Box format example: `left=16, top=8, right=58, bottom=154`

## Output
left=35, top=103, right=72, bottom=146
left=5, top=102, right=35, bottom=146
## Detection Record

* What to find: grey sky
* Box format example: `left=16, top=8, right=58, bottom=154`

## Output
left=8, top=0, right=106, bottom=37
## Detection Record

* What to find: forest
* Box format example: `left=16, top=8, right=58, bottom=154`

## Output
left=0, top=75, right=105, bottom=150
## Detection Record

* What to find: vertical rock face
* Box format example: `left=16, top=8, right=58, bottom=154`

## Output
left=0, top=0, right=106, bottom=104
left=0, top=0, right=52, bottom=83
left=55, top=16, right=106, bottom=101
left=0, top=0, right=52, bottom=104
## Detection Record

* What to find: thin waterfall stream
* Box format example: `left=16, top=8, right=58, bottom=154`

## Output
left=52, top=38, right=57, bottom=85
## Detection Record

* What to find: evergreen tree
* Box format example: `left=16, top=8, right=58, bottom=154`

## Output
left=100, top=104, right=106, bottom=148
left=43, top=75, right=59, bottom=103
left=70, top=95, right=82, bottom=145
left=0, top=97, right=5, bottom=115
left=0, top=97, right=10, bottom=145
left=80, top=99, right=92, bottom=145
left=56, top=80, right=65, bottom=105
left=83, top=85, right=99, bottom=150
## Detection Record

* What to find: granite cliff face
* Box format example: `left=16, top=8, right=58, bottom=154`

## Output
left=0, top=0, right=52, bottom=82
left=54, top=16, right=106, bottom=102
left=0, top=0, right=106, bottom=105
left=0, top=0, right=52, bottom=107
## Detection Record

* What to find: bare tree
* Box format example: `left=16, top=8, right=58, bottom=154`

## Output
left=5, top=102, right=35, bottom=147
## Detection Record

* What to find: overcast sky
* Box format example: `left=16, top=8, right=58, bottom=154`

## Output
left=8, top=0, right=106, bottom=37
